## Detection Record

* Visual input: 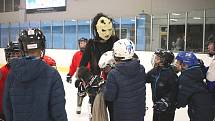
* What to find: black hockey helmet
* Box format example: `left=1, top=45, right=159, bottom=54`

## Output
left=18, top=28, right=46, bottom=57
left=4, top=41, right=21, bottom=62
left=154, top=49, right=175, bottom=67
left=78, top=37, right=88, bottom=43
left=78, top=37, right=88, bottom=51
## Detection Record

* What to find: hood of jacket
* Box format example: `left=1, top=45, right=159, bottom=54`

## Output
left=115, top=59, right=141, bottom=77
left=9, top=57, right=46, bottom=83
left=181, top=66, right=204, bottom=83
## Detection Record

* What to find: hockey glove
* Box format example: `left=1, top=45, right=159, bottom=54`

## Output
left=66, top=74, right=72, bottom=83
left=153, top=98, right=169, bottom=112
left=75, top=79, right=82, bottom=88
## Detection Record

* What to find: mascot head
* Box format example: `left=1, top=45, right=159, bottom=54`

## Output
left=91, top=13, right=115, bottom=42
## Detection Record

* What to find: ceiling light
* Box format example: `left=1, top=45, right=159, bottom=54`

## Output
left=172, top=13, right=181, bottom=16
left=170, top=19, right=178, bottom=22
left=193, top=17, right=201, bottom=20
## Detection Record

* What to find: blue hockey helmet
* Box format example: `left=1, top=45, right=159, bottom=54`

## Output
left=175, top=51, right=198, bottom=67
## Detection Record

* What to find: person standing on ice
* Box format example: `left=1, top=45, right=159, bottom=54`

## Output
left=103, top=39, right=146, bottom=121
left=3, top=28, right=68, bottom=121
left=0, top=41, right=21, bottom=121
left=66, top=37, right=90, bottom=114
left=146, top=49, right=178, bottom=121
left=175, top=51, right=214, bottom=121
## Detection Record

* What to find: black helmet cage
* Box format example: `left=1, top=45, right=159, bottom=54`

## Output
left=18, top=28, right=46, bottom=57
left=154, top=49, right=175, bottom=67
left=4, top=41, right=20, bottom=62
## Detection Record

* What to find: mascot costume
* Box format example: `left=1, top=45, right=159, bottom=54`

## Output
left=79, top=13, right=118, bottom=120
left=80, top=13, right=118, bottom=76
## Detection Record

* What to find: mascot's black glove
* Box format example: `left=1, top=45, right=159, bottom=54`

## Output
left=153, top=98, right=169, bottom=112
left=66, top=73, right=72, bottom=83
left=75, top=79, right=82, bottom=88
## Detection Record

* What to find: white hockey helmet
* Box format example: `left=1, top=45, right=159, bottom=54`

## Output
left=98, top=51, right=115, bottom=69
left=113, top=39, right=135, bottom=60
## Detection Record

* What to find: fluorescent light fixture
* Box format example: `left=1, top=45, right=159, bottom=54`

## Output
left=172, top=13, right=181, bottom=16
left=131, top=19, right=136, bottom=22
left=170, top=19, right=178, bottom=22
left=140, top=17, right=145, bottom=20
left=193, top=17, right=201, bottom=20
left=71, top=19, right=76, bottom=22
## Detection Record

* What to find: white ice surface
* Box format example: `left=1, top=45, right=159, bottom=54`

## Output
left=61, top=74, right=189, bottom=121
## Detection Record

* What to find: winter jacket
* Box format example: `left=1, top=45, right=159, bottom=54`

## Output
left=42, top=55, right=56, bottom=67
left=0, top=64, right=10, bottom=113
left=146, top=66, right=178, bottom=111
left=80, top=36, right=118, bottom=75
left=177, top=66, right=214, bottom=121
left=68, top=51, right=90, bottom=77
left=3, top=57, right=68, bottom=121
left=103, top=60, right=146, bottom=121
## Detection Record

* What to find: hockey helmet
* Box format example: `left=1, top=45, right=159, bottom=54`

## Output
left=113, top=39, right=135, bottom=61
left=78, top=37, right=88, bottom=43
left=98, top=51, right=115, bottom=69
left=153, top=49, right=175, bottom=67
left=78, top=37, right=88, bottom=52
left=176, top=51, right=199, bottom=67
left=18, top=28, right=46, bottom=57
left=4, top=41, right=21, bottom=62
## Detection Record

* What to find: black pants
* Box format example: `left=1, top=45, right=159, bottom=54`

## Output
left=153, top=109, right=175, bottom=121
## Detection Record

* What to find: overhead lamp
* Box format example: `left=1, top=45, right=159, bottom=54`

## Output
left=193, top=17, right=201, bottom=20
left=170, top=19, right=178, bottom=22
left=172, top=13, right=181, bottom=16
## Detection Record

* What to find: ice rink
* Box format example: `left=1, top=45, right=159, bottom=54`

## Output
left=61, top=74, right=189, bottom=121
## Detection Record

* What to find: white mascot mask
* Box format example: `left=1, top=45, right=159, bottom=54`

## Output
left=96, top=17, right=113, bottom=41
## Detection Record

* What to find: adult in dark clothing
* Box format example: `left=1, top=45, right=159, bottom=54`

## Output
left=103, top=39, right=146, bottom=121
left=3, top=28, right=68, bottom=121
left=146, top=49, right=178, bottom=121
left=79, top=13, right=118, bottom=118
left=175, top=51, right=214, bottom=121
